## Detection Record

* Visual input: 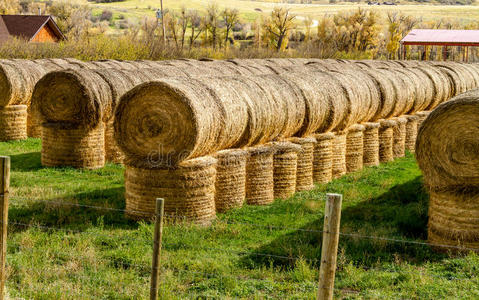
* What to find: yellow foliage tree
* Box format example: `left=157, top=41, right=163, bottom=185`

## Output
left=0, top=0, right=20, bottom=14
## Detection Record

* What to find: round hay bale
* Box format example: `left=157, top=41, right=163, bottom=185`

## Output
left=246, top=145, right=275, bottom=206
left=124, top=156, right=217, bottom=225
left=253, top=74, right=306, bottom=139
left=289, top=137, right=316, bottom=192
left=114, top=79, right=224, bottom=168
left=41, top=123, right=105, bottom=169
left=404, top=115, right=419, bottom=153
left=326, top=72, right=362, bottom=130
left=378, top=119, right=396, bottom=163
left=312, top=132, right=334, bottom=184
left=415, top=66, right=450, bottom=110
left=272, top=141, right=301, bottom=199
left=434, top=64, right=467, bottom=96
left=332, top=131, right=347, bottom=179
left=358, top=69, right=396, bottom=121
left=428, top=190, right=479, bottom=252
left=214, top=149, right=248, bottom=212
left=0, top=60, right=48, bottom=107
left=380, top=69, right=409, bottom=118
left=31, top=69, right=113, bottom=130
left=393, top=68, right=426, bottom=114
left=278, top=72, right=328, bottom=136
left=105, top=120, right=125, bottom=164
left=415, top=111, right=431, bottom=131
left=392, top=116, right=407, bottom=158
left=362, top=122, right=380, bottom=167
left=408, top=68, right=432, bottom=113
left=0, top=105, right=27, bottom=141
left=416, top=93, right=479, bottom=189
left=346, top=124, right=365, bottom=173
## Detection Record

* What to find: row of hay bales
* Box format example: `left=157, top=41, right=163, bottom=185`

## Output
left=110, top=59, right=479, bottom=223
left=20, top=58, right=479, bottom=224
left=416, top=89, right=479, bottom=251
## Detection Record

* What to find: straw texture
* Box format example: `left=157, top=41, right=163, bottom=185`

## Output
left=214, top=149, right=248, bottom=212
left=0, top=105, right=27, bottom=141
left=346, top=124, right=365, bottom=173
left=332, top=131, right=347, bottom=179
left=41, top=123, right=105, bottom=169
left=289, top=137, right=316, bottom=192
left=362, top=122, right=380, bottom=167
left=105, top=120, right=125, bottom=164
left=392, top=117, right=407, bottom=158
left=246, top=145, right=275, bottom=205
left=272, top=142, right=301, bottom=199
left=378, top=119, right=396, bottom=163
left=415, top=111, right=431, bottom=131
left=312, top=132, right=334, bottom=184
left=124, top=156, right=217, bottom=225
left=404, top=115, right=419, bottom=153
left=428, top=190, right=479, bottom=252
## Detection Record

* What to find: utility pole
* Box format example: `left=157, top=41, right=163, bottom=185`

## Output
left=160, top=0, right=166, bottom=44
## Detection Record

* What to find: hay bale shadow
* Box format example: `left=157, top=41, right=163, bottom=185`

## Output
left=241, top=177, right=448, bottom=270
left=8, top=187, right=141, bottom=233
left=10, top=152, right=42, bottom=172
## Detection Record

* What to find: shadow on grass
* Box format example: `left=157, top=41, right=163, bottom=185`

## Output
left=10, top=152, right=42, bottom=172
left=8, top=186, right=142, bottom=233
left=242, top=176, right=448, bottom=270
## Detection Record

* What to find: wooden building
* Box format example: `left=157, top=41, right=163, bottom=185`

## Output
left=0, top=15, right=65, bottom=44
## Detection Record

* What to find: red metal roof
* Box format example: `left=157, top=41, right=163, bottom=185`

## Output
left=401, top=29, right=479, bottom=46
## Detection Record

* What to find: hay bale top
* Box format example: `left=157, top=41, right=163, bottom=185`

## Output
left=362, top=122, right=380, bottom=129
left=394, top=116, right=408, bottom=124
left=177, top=156, right=218, bottom=170
left=248, top=144, right=275, bottom=156
left=405, top=115, right=420, bottom=121
left=416, top=111, right=431, bottom=117
left=348, top=124, right=366, bottom=132
left=272, top=141, right=302, bottom=154
left=288, top=136, right=317, bottom=145
left=313, top=132, right=335, bottom=141
left=379, top=119, right=397, bottom=128
left=215, top=149, right=249, bottom=161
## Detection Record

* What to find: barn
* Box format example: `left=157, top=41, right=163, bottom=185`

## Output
left=0, top=15, right=65, bottom=44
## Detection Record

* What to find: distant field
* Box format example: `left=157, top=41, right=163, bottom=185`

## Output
left=67, top=0, right=479, bottom=27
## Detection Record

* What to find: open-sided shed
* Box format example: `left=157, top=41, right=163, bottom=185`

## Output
left=400, top=29, right=479, bottom=61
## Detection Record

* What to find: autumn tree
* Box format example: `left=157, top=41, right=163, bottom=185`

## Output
left=0, top=0, right=20, bottom=14
left=263, top=7, right=296, bottom=51
left=188, top=10, right=204, bottom=50
left=206, top=3, right=220, bottom=49
left=222, top=8, right=239, bottom=48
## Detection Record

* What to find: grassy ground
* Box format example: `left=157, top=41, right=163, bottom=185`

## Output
left=2, top=139, right=479, bottom=299
left=70, top=0, right=479, bottom=28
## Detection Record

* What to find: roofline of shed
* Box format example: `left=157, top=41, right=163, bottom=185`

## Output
left=29, top=15, right=66, bottom=42
left=401, top=41, right=479, bottom=47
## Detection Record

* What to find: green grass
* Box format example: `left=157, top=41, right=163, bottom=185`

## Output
left=2, top=139, right=479, bottom=299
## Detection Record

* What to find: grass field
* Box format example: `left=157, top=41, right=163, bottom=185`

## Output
left=79, top=0, right=479, bottom=26
left=2, top=139, right=479, bottom=299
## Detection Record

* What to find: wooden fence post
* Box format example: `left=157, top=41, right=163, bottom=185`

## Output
left=318, top=193, right=343, bottom=300
left=0, top=156, right=10, bottom=300
left=150, top=198, right=165, bottom=300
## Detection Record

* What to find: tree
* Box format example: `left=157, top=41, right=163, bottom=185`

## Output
left=263, top=7, right=296, bottom=51
left=0, top=0, right=20, bottom=14
left=206, top=3, right=220, bottom=49
left=188, top=10, right=203, bottom=50
left=222, top=8, right=239, bottom=48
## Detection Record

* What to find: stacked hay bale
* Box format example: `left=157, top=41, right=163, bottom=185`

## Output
left=312, top=132, right=334, bottom=184
left=346, top=124, right=365, bottom=172
left=289, top=137, right=316, bottom=192
left=31, top=69, right=113, bottom=169
left=246, top=145, right=275, bottom=205
left=378, top=119, right=396, bottom=163
left=416, top=90, right=479, bottom=251
left=404, top=115, right=419, bottom=152
left=362, top=122, right=380, bottom=167
left=392, top=117, right=407, bottom=158
left=272, top=142, right=301, bottom=199
left=125, top=156, right=217, bottom=224
left=0, top=60, right=49, bottom=141
left=214, top=149, right=248, bottom=212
